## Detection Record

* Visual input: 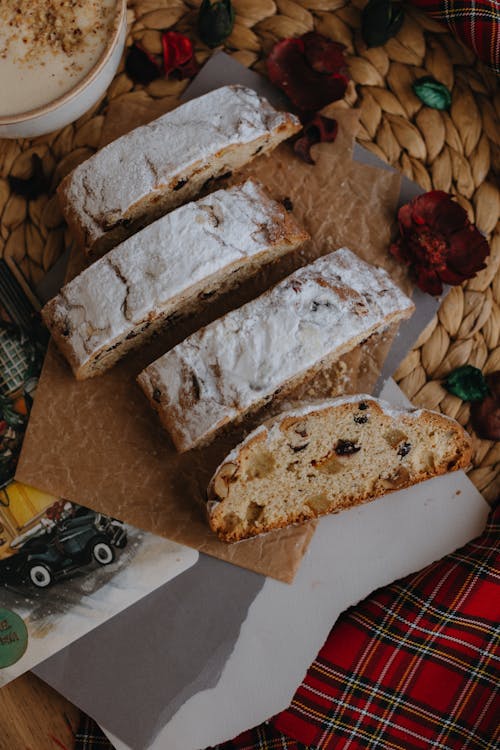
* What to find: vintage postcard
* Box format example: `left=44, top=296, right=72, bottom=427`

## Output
left=0, top=261, right=197, bottom=686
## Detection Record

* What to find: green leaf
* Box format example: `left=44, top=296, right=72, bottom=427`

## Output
left=361, top=0, right=404, bottom=48
left=412, top=76, right=452, bottom=110
left=445, top=365, right=490, bottom=402
left=198, top=0, right=235, bottom=48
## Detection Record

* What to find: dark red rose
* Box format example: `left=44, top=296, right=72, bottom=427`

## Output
left=125, top=43, right=162, bottom=85
left=294, top=115, right=338, bottom=164
left=162, top=32, right=199, bottom=78
left=390, top=191, right=490, bottom=296
left=471, top=371, right=500, bottom=441
left=125, top=34, right=198, bottom=85
left=471, top=396, right=500, bottom=440
left=267, top=32, right=349, bottom=115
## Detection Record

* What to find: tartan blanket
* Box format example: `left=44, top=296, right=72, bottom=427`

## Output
left=76, top=503, right=499, bottom=750
left=409, top=0, right=500, bottom=75
left=270, top=502, right=500, bottom=750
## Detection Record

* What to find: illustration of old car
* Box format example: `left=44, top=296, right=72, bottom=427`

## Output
left=0, top=507, right=127, bottom=588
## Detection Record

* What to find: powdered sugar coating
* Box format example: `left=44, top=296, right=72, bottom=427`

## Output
left=139, top=248, right=415, bottom=451
left=44, top=179, right=306, bottom=372
left=61, top=85, right=300, bottom=247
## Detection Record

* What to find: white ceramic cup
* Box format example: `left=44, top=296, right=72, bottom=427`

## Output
left=0, top=0, right=127, bottom=140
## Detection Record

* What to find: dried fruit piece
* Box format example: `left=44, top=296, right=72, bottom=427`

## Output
left=213, top=462, right=238, bottom=498
left=245, top=448, right=275, bottom=479
left=383, top=428, right=408, bottom=448
left=246, top=502, right=265, bottom=523
left=354, top=414, right=368, bottom=424
left=290, top=443, right=309, bottom=453
left=311, top=454, right=343, bottom=475
left=305, top=492, right=330, bottom=513
left=397, top=442, right=412, bottom=458
left=335, top=440, right=361, bottom=455
left=380, top=465, right=410, bottom=489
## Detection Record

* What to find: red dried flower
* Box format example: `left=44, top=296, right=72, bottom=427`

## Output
left=390, top=191, right=490, bottom=295
left=125, top=34, right=198, bottom=85
left=266, top=32, right=349, bottom=115
left=294, top=115, right=338, bottom=164
left=162, top=32, right=199, bottom=79
left=125, top=43, right=162, bottom=85
left=471, top=371, right=500, bottom=441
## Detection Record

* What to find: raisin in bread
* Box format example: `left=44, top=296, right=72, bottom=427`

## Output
left=42, top=180, right=308, bottom=380
left=207, top=395, right=473, bottom=542
left=138, top=248, right=415, bottom=452
left=58, top=85, right=301, bottom=258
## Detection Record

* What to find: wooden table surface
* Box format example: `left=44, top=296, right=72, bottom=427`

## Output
left=0, top=673, right=80, bottom=750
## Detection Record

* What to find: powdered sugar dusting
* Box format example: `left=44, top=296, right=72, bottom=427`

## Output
left=45, top=179, right=303, bottom=371
left=62, top=85, right=299, bottom=244
left=140, top=248, right=415, bottom=451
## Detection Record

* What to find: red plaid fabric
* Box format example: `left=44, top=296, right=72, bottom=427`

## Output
left=271, top=503, right=500, bottom=750
left=77, top=506, right=499, bottom=750
left=409, top=0, right=500, bottom=75
left=206, top=503, right=500, bottom=750
left=75, top=714, right=114, bottom=749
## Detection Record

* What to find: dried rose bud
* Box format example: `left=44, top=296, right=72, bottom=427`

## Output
left=9, top=155, right=49, bottom=200
left=471, top=397, right=500, bottom=441
left=361, top=0, right=404, bottom=48
left=294, top=115, right=338, bottom=164
left=162, top=32, right=199, bottom=79
left=198, top=0, right=234, bottom=48
left=125, top=43, right=162, bottom=85
left=471, top=371, right=500, bottom=441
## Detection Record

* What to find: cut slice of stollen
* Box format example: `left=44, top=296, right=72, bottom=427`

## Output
left=206, top=395, right=473, bottom=542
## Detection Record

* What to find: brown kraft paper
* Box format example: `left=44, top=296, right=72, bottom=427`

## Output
left=16, top=101, right=408, bottom=583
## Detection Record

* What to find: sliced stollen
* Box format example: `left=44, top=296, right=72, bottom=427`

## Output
left=207, top=395, right=473, bottom=542
left=58, top=85, right=301, bottom=258
left=42, top=179, right=308, bottom=380
left=138, top=248, right=415, bottom=452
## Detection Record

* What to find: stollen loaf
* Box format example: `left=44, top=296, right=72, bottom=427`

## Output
left=58, top=85, right=301, bottom=258
left=43, top=179, right=308, bottom=379
left=138, top=248, right=415, bottom=452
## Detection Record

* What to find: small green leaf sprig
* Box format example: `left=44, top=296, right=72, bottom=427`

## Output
left=445, top=366, right=489, bottom=402
left=444, top=366, right=500, bottom=441
left=413, top=77, right=451, bottom=110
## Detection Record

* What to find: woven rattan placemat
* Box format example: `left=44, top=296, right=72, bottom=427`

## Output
left=1, top=0, right=498, bottom=501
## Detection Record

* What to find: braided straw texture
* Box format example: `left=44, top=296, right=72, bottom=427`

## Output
left=0, top=0, right=498, bottom=501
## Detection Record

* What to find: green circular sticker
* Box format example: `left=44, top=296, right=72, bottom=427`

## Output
left=0, top=608, right=28, bottom=668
